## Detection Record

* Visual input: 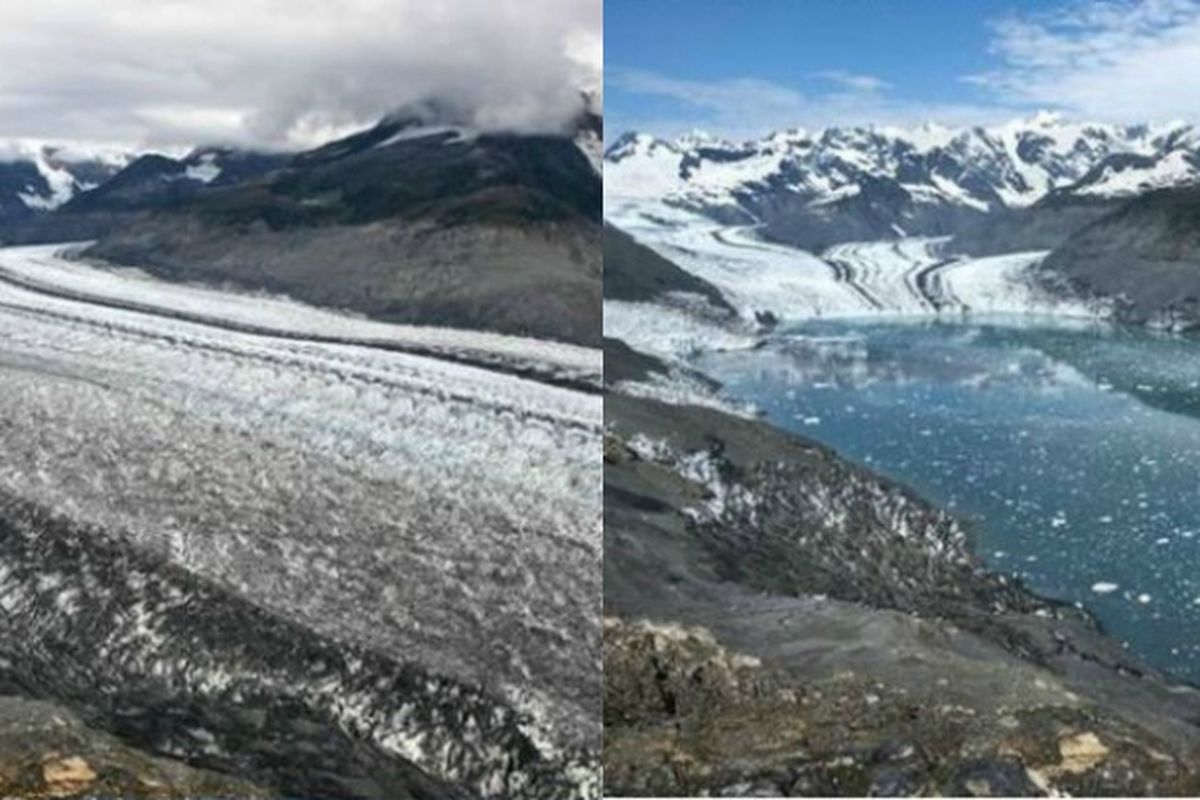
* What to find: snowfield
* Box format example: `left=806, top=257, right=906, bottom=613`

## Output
left=0, top=244, right=603, bottom=794
left=604, top=113, right=1200, bottom=217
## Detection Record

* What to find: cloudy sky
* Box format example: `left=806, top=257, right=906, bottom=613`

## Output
left=607, top=0, right=1200, bottom=140
left=0, top=0, right=601, bottom=151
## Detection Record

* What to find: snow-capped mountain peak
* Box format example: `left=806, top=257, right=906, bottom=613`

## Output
left=606, top=114, right=1200, bottom=241
left=0, top=140, right=133, bottom=219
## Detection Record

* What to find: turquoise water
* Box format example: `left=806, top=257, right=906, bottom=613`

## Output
left=696, top=316, right=1200, bottom=683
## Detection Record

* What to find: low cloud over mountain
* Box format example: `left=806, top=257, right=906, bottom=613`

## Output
left=0, top=0, right=601, bottom=150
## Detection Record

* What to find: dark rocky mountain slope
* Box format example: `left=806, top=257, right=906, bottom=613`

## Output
left=0, top=148, right=288, bottom=245
left=0, top=144, right=129, bottom=232
left=949, top=192, right=1124, bottom=257
left=84, top=108, right=602, bottom=345
left=63, top=147, right=288, bottom=214
left=603, top=223, right=732, bottom=312
left=1040, top=185, right=1200, bottom=329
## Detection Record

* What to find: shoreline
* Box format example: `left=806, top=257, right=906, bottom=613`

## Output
left=603, top=319, right=1200, bottom=795
left=681, top=312, right=1200, bottom=679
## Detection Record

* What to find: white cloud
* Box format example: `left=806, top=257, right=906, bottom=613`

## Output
left=611, top=0, right=1200, bottom=140
left=816, top=70, right=891, bottom=93
left=0, top=0, right=601, bottom=151
left=609, top=68, right=807, bottom=137
left=969, top=0, right=1200, bottom=123
left=608, top=67, right=1009, bottom=140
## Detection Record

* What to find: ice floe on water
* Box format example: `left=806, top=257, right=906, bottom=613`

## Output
left=603, top=194, right=1200, bottom=690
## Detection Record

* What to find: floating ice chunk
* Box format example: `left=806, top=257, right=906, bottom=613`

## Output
left=1091, top=582, right=1119, bottom=594
left=1137, top=593, right=1152, bottom=604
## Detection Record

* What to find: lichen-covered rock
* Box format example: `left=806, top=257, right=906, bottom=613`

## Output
left=604, top=618, right=1200, bottom=797
left=0, top=695, right=272, bottom=798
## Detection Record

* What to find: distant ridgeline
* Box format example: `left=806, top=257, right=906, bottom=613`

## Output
left=0, top=96, right=603, bottom=346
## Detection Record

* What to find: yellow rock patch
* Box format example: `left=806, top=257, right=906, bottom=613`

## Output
left=1057, top=732, right=1109, bottom=775
left=42, top=756, right=97, bottom=797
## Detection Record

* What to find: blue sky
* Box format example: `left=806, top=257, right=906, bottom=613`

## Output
left=606, top=0, right=1200, bottom=139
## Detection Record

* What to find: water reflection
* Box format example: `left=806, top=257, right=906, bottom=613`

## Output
left=697, top=316, right=1200, bottom=684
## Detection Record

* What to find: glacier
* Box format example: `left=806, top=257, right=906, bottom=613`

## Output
left=0, top=243, right=602, bottom=798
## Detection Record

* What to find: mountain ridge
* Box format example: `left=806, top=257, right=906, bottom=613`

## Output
left=0, top=96, right=602, bottom=345
left=81, top=103, right=603, bottom=345
left=606, top=113, right=1200, bottom=251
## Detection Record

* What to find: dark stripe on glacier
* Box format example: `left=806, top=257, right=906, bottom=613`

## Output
left=0, top=493, right=590, bottom=799
left=0, top=259, right=601, bottom=395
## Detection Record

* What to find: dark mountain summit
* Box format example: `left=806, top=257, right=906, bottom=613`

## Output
left=66, top=103, right=603, bottom=345
left=0, top=98, right=602, bottom=346
left=62, top=148, right=287, bottom=214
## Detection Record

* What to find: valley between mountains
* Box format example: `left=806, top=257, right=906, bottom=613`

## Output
left=603, top=113, right=1200, bottom=796
left=0, top=99, right=603, bottom=799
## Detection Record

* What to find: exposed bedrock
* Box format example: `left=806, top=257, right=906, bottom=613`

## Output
left=604, top=391, right=1200, bottom=797
left=0, top=693, right=271, bottom=798
left=1041, top=186, right=1200, bottom=330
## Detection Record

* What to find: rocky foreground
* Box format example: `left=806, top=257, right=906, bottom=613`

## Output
left=0, top=694, right=270, bottom=798
left=603, top=363, right=1200, bottom=796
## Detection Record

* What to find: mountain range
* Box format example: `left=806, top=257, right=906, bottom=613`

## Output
left=0, top=142, right=130, bottom=223
left=606, top=112, right=1200, bottom=248
left=0, top=96, right=602, bottom=345
left=607, top=111, right=1200, bottom=328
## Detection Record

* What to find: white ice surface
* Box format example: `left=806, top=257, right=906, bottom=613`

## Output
left=604, top=298, right=756, bottom=360
left=184, top=154, right=222, bottom=183
left=376, top=125, right=476, bottom=148
left=0, top=243, right=601, bottom=386
left=0, top=241, right=603, bottom=756
left=1075, top=148, right=1199, bottom=197
left=606, top=199, right=862, bottom=320
left=605, top=199, right=1105, bottom=326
